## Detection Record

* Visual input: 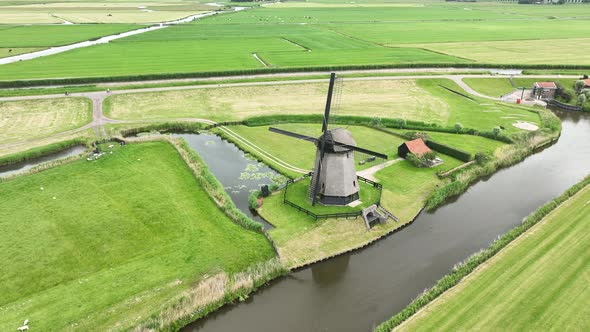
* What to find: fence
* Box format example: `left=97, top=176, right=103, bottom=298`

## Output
left=282, top=173, right=382, bottom=220
left=547, top=100, right=582, bottom=112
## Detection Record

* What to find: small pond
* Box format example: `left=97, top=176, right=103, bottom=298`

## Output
left=174, top=133, right=285, bottom=229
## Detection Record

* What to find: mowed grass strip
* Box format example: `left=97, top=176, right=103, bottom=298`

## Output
left=106, top=80, right=448, bottom=123
left=0, top=97, right=92, bottom=144
left=0, top=141, right=275, bottom=331
left=462, top=78, right=515, bottom=97
left=0, top=47, right=43, bottom=58
left=399, top=185, right=590, bottom=332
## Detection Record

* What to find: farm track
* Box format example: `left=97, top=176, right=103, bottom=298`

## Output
left=0, top=72, right=579, bottom=154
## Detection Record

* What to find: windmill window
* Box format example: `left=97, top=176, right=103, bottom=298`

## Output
left=353, top=180, right=356, bottom=187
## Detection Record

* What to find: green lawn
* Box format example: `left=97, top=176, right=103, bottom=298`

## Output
left=0, top=97, right=92, bottom=144
left=399, top=185, right=590, bottom=331
left=0, top=141, right=275, bottom=331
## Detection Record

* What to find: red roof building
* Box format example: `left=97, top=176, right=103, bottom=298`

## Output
left=398, top=138, right=432, bottom=158
left=583, top=79, right=590, bottom=88
left=532, top=81, right=558, bottom=100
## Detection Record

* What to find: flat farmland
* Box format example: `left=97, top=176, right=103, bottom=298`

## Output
left=1, top=2, right=589, bottom=80
left=105, top=79, right=448, bottom=123
left=398, top=185, right=590, bottom=332
left=0, top=141, right=275, bottom=331
left=0, top=24, right=142, bottom=48
left=0, top=97, right=92, bottom=144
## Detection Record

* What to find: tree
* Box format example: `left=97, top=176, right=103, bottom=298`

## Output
left=454, top=122, right=463, bottom=133
left=574, top=80, right=586, bottom=93
left=577, top=94, right=587, bottom=106
left=493, top=126, right=502, bottom=137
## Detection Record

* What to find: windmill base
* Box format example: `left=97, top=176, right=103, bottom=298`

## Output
left=318, top=192, right=359, bottom=206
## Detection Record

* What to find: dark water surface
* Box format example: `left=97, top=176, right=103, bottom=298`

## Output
left=0, top=145, right=86, bottom=178
left=175, top=133, right=283, bottom=229
left=185, top=111, right=589, bottom=332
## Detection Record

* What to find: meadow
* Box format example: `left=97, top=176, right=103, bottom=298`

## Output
left=0, top=24, right=142, bottom=48
left=398, top=184, right=590, bottom=331
left=5, top=2, right=590, bottom=81
left=0, top=141, right=275, bottom=331
left=105, top=79, right=448, bottom=123
left=0, top=97, right=91, bottom=144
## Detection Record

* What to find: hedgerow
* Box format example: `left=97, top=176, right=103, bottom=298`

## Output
left=3, top=63, right=590, bottom=88
left=425, top=140, right=472, bottom=162
left=375, top=175, right=590, bottom=332
left=119, top=122, right=205, bottom=137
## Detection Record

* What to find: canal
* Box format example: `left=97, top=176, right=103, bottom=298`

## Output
left=184, top=111, right=589, bottom=332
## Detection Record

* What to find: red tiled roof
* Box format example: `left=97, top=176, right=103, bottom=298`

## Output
left=404, top=138, right=432, bottom=156
left=534, top=82, right=557, bottom=89
left=584, top=79, right=590, bottom=86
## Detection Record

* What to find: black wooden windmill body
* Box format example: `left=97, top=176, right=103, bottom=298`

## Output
left=269, top=73, right=387, bottom=206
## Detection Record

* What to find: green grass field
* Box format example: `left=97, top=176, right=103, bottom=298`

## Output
left=1, top=2, right=590, bottom=80
left=0, top=97, right=92, bottom=144
left=0, top=141, right=275, bottom=331
left=399, top=184, right=590, bottom=331
left=0, top=24, right=142, bottom=48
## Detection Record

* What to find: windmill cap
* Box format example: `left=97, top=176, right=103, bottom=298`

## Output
left=320, top=128, right=356, bottom=152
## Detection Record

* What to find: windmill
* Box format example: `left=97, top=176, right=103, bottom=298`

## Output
left=269, top=73, right=387, bottom=206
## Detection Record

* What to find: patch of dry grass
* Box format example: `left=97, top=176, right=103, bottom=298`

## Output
left=0, top=97, right=92, bottom=144
left=106, top=80, right=448, bottom=124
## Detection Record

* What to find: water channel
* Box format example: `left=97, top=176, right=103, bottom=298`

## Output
left=182, top=110, right=589, bottom=331
left=174, top=133, right=283, bottom=229
left=0, top=145, right=86, bottom=178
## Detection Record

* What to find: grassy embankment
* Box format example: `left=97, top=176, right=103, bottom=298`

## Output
left=0, top=141, right=276, bottom=331
left=381, top=177, right=590, bottom=332
left=2, top=3, right=590, bottom=81
left=0, top=97, right=92, bottom=144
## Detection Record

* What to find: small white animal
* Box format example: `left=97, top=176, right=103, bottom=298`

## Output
left=23, top=320, right=28, bottom=326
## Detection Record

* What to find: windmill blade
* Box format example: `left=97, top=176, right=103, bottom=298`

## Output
left=268, top=127, right=319, bottom=143
left=321, top=73, right=337, bottom=133
left=331, top=141, right=388, bottom=159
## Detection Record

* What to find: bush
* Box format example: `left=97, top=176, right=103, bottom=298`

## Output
left=406, top=152, right=436, bottom=168
left=119, top=122, right=204, bottom=137
left=475, top=152, right=491, bottom=165
left=577, top=94, right=587, bottom=106
left=249, top=190, right=262, bottom=210
left=454, top=122, right=463, bottom=133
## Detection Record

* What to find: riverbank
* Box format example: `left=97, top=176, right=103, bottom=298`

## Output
left=382, top=175, right=590, bottom=332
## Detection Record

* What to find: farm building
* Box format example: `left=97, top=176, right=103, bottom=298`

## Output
left=531, top=82, right=557, bottom=100
left=583, top=79, right=590, bottom=88
left=398, top=138, right=432, bottom=159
